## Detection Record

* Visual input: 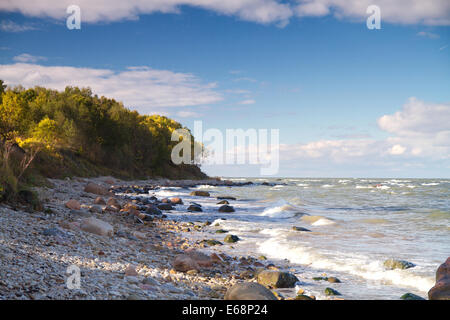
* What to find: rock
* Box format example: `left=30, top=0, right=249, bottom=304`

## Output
left=94, top=197, right=106, bottom=205
left=217, top=196, right=236, bottom=200
left=107, top=197, right=121, bottom=209
left=146, top=205, right=162, bottom=215
left=185, top=249, right=214, bottom=268
left=218, top=205, right=235, bottom=213
left=190, top=191, right=210, bottom=197
left=42, top=227, right=66, bottom=237
left=400, top=293, right=425, bottom=300
left=132, top=231, right=147, bottom=239
left=215, top=229, right=228, bottom=234
left=103, top=205, right=119, bottom=213
left=170, top=197, right=183, bottom=205
left=384, top=259, right=416, bottom=270
left=327, top=277, right=341, bottom=283
left=258, top=255, right=267, bottom=260
left=224, top=234, right=240, bottom=243
left=292, top=226, right=311, bottom=232
left=70, top=209, right=92, bottom=218
left=84, top=182, right=108, bottom=195
left=257, top=270, right=299, bottom=288
left=173, top=255, right=200, bottom=272
left=157, top=203, right=174, bottom=211
left=80, top=217, right=113, bottom=236
left=89, top=205, right=102, bottom=213
left=224, top=282, right=277, bottom=300
left=203, top=239, right=222, bottom=246
left=187, top=205, right=202, bottom=212
left=65, top=199, right=81, bottom=210
left=428, top=257, right=450, bottom=300
left=217, top=200, right=229, bottom=205
left=294, top=294, right=314, bottom=300
left=324, top=287, right=341, bottom=296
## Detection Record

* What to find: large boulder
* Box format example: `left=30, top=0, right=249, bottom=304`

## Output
left=185, top=249, right=214, bottom=268
left=224, top=282, right=277, bottom=300
left=187, top=205, right=202, bottom=212
left=257, top=270, right=299, bottom=288
left=157, top=203, right=174, bottom=211
left=218, top=205, right=235, bottom=213
left=84, top=182, right=109, bottom=195
left=383, top=259, right=415, bottom=270
left=190, top=191, right=210, bottom=197
left=172, top=254, right=200, bottom=272
left=428, top=257, right=450, bottom=300
left=224, top=234, right=240, bottom=243
left=80, top=217, right=113, bottom=236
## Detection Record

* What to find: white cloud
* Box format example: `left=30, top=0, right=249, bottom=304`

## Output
left=295, top=0, right=450, bottom=25
left=0, top=0, right=292, bottom=25
left=280, top=98, right=450, bottom=168
left=0, top=20, right=37, bottom=32
left=1, top=0, right=448, bottom=26
left=378, top=97, right=450, bottom=137
left=176, top=110, right=201, bottom=118
left=13, top=53, right=46, bottom=63
left=239, top=99, right=255, bottom=105
left=0, top=63, right=222, bottom=113
left=417, top=31, right=440, bottom=39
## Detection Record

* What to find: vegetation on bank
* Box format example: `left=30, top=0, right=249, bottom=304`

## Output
left=0, top=80, right=206, bottom=204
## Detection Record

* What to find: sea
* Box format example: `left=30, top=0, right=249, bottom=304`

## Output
left=150, top=178, right=449, bottom=300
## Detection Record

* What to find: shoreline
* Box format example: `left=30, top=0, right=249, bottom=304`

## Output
left=0, top=176, right=299, bottom=300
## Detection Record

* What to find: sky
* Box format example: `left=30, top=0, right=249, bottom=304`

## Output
left=0, top=0, right=449, bottom=178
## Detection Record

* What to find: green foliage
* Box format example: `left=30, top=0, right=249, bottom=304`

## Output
left=0, top=80, right=206, bottom=183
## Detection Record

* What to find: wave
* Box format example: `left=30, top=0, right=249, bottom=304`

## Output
left=301, top=215, right=336, bottom=226
left=258, top=238, right=434, bottom=293
left=260, top=200, right=306, bottom=219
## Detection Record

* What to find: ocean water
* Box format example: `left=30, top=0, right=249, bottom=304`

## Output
left=151, top=178, right=450, bottom=300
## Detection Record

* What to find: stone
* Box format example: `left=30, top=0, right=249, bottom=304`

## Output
left=65, top=199, right=81, bottom=210
left=203, top=239, right=222, bottom=246
left=217, top=196, right=236, bottom=200
left=80, top=217, right=113, bottom=236
left=218, top=205, right=235, bottom=213
left=224, top=234, right=240, bottom=243
left=84, top=182, right=108, bottom=195
left=42, top=227, right=66, bottom=237
left=170, top=197, right=183, bottom=205
left=292, top=226, right=311, bottom=232
left=185, top=249, right=214, bottom=268
left=400, top=293, right=425, bottom=300
left=217, top=200, right=229, bottom=205
left=157, top=203, right=174, bottom=211
left=146, top=205, right=162, bottom=215
left=324, top=287, right=341, bottom=296
left=89, top=205, right=102, bottom=213
left=187, top=205, right=202, bottom=212
left=190, top=191, right=210, bottom=197
left=215, top=229, right=228, bottom=234
left=294, top=294, right=314, bottom=300
left=224, top=282, right=277, bottom=300
left=428, top=257, right=450, bottom=300
left=327, top=277, right=341, bottom=283
left=173, top=255, right=200, bottom=272
left=384, top=259, right=416, bottom=270
left=94, top=197, right=106, bottom=205
left=107, top=197, right=121, bottom=209
left=257, top=270, right=299, bottom=288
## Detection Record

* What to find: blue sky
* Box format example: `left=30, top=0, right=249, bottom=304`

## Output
left=0, top=1, right=449, bottom=178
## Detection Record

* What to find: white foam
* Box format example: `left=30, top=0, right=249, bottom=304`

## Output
left=258, top=239, right=434, bottom=293
left=260, top=200, right=303, bottom=219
